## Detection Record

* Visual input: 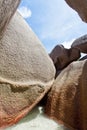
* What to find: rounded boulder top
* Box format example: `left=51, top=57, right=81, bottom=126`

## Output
left=0, top=11, right=55, bottom=128
left=0, top=11, right=55, bottom=85
left=0, top=0, right=21, bottom=37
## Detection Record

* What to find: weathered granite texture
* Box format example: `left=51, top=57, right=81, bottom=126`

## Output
left=49, top=44, right=80, bottom=77
left=0, top=11, right=55, bottom=128
left=45, top=60, right=87, bottom=130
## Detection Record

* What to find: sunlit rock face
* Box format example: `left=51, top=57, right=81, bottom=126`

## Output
left=65, top=0, right=87, bottom=22
left=71, top=35, right=87, bottom=54
left=49, top=44, right=80, bottom=77
left=45, top=60, right=87, bottom=130
left=0, top=0, right=21, bottom=37
left=0, top=11, right=55, bottom=128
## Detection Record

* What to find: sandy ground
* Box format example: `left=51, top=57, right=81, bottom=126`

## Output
left=6, top=106, right=69, bottom=130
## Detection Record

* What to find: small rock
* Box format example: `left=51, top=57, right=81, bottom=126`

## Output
left=71, top=35, right=87, bottom=53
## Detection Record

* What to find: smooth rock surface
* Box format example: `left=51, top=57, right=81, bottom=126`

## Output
left=45, top=60, right=87, bottom=130
left=50, top=44, right=80, bottom=77
left=0, top=11, right=55, bottom=128
left=71, top=35, right=87, bottom=53
left=0, top=0, right=21, bottom=37
left=65, top=0, right=87, bottom=22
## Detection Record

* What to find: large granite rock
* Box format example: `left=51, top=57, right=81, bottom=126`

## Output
left=71, top=35, right=87, bottom=53
left=0, top=11, right=55, bottom=128
left=50, top=45, right=80, bottom=77
left=45, top=60, right=87, bottom=130
left=65, top=0, right=87, bottom=22
left=0, top=0, right=21, bottom=37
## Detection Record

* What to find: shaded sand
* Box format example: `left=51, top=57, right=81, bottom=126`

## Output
left=6, top=106, right=69, bottom=130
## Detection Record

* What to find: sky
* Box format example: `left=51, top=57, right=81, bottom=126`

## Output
left=18, top=0, right=87, bottom=53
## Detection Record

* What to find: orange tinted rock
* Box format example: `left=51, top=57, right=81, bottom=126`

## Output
left=45, top=60, right=87, bottom=130
left=65, top=0, right=87, bottom=22
left=71, top=35, right=87, bottom=53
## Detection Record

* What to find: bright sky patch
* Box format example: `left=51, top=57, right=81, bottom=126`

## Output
left=18, top=6, right=32, bottom=19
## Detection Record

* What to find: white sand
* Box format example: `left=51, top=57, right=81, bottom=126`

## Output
left=6, top=106, right=69, bottom=130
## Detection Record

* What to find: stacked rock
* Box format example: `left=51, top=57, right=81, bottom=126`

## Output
left=49, top=44, right=80, bottom=77
left=45, top=1, right=87, bottom=129
left=0, top=1, right=87, bottom=130
left=45, top=34, right=87, bottom=130
left=45, top=59, right=87, bottom=130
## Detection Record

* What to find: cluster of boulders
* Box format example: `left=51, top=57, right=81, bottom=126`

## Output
left=46, top=35, right=87, bottom=130
left=49, top=34, right=87, bottom=77
left=0, top=0, right=87, bottom=130
left=65, top=0, right=87, bottom=22
left=45, top=0, right=87, bottom=130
